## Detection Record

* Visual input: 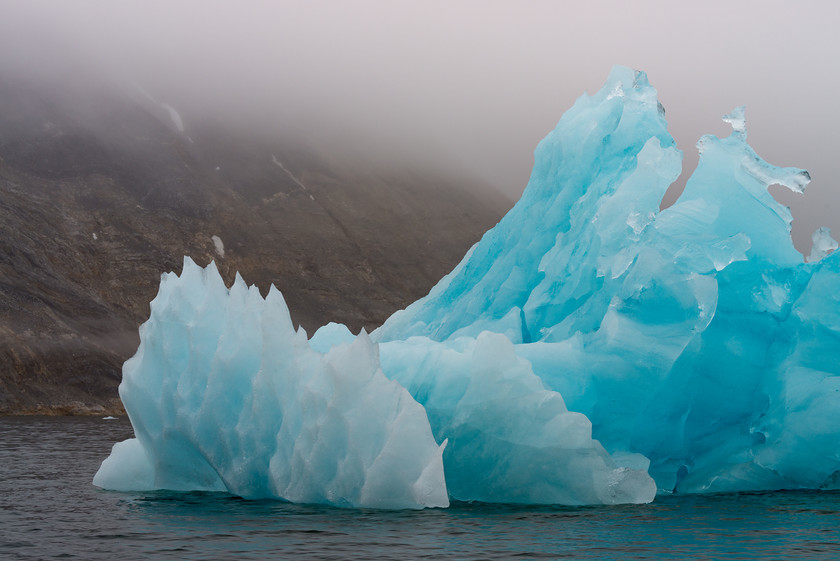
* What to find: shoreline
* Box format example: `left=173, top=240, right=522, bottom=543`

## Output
left=1, top=399, right=126, bottom=417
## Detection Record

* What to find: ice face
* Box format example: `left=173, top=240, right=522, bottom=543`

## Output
left=375, top=67, right=683, bottom=345
left=94, top=258, right=653, bottom=507
left=378, top=333, right=656, bottom=505
left=97, top=65, right=840, bottom=505
left=376, top=66, right=839, bottom=494
left=94, top=259, right=448, bottom=509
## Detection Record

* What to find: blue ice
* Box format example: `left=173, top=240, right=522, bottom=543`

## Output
left=96, top=66, right=840, bottom=507
left=94, top=263, right=448, bottom=509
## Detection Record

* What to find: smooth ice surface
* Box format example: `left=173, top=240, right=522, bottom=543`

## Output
left=94, top=259, right=448, bottom=509
left=99, top=66, right=840, bottom=506
left=378, top=333, right=655, bottom=504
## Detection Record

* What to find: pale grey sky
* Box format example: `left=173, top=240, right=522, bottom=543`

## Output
left=1, top=0, right=838, bottom=251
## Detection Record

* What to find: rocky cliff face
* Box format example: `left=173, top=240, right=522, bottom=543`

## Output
left=0, top=76, right=509, bottom=414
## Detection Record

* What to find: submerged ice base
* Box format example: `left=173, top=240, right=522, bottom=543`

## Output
left=97, top=66, right=840, bottom=506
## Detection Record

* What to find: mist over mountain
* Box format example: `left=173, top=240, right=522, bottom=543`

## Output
left=2, top=1, right=837, bottom=416
left=3, top=0, right=837, bottom=255
left=0, top=70, right=509, bottom=414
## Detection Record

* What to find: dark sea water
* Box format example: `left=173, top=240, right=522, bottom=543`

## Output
left=2, top=417, right=839, bottom=560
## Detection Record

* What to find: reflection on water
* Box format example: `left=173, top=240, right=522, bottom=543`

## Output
left=1, top=416, right=839, bottom=560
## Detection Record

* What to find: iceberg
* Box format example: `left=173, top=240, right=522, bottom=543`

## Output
left=93, top=261, right=449, bottom=509
left=377, top=67, right=839, bottom=494
left=96, top=66, right=840, bottom=506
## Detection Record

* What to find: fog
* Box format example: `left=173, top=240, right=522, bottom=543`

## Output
left=2, top=0, right=838, bottom=251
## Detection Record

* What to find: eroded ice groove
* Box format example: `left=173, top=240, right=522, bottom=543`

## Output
left=94, top=258, right=448, bottom=509
left=99, top=65, right=840, bottom=506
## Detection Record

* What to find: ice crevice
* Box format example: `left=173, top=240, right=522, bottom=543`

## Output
left=96, top=65, right=840, bottom=508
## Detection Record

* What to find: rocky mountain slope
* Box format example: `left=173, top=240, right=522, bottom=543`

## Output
left=0, top=76, right=509, bottom=414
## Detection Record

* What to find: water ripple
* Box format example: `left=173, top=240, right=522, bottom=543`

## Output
left=2, top=417, right=840, bottom=560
